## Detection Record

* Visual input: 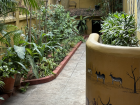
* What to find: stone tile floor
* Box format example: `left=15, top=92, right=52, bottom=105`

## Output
left=2, top=42, right=86, bottom=105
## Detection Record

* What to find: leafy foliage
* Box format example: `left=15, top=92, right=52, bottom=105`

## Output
left=100, top=12, right=139, bottom=46
left=77, top=16, right=88, bottom=35
left=36, top=4, right=79, bottom=40
left=26, top=55, right=39, bottom=78
left=0, top=3, right=84, bottom=81
left=14, top=45, right=25, bottom=59
left=0, top=62, right=18, bottom=78
left=0, top=0, right=45, bottom=86
left=19, top=82, right=30, bottom=93
left=98, top=0, right=123, bottom=16
left=0, top=79, right=5, bottom=88
left=0, top=0, right=17, bottom=17
left=0, top=25, right=23, bottom=47
left=2, top=47, right=29, bottom=77
left=37, top=58, right=56, bottom=77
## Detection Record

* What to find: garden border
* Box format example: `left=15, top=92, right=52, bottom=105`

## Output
left=0, top=35, right=88, bottom=105
left=21, top=35, right=88, bottom=86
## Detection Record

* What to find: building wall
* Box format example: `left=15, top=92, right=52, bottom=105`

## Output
left=3, top=16, right=36, bottom=34
left=60, top=0, right=69, bottom=9
left=79, top=0, right=97, bottom=9
left=49, top=0, right=57, bottom=5
left=123, top=0, right=127, bottom=13
left=69, top=0, right=101, bottom=9
left=69, top=0, right=79, bottom=9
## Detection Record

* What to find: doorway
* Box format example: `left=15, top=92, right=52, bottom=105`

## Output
left=92, top=20, right=101, bottom=35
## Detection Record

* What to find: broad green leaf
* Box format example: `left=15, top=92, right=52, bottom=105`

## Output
left=14, top=45, right=25, bottom=59
left=26, top=55, right=38, bottom=79
left=26, top=48, right=33, bottom=57
left=16, top=62, right=28, bottom=72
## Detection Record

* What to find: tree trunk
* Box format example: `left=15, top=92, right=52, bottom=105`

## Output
left=29, top=6, right=32, bottom=48
left=134, top=82, right=136, bottom=93
left=26, top=12, right=28, bottom=35
left=107, top=0, right=111, bottom=13
left=44, top=0, right=48, bottom=34
left=25, top=2, right=29, bottom=38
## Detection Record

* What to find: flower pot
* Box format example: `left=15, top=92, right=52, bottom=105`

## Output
left=95, top=5, right=100, bottom=10
left=86, top=33, right=140, bottom=105
left=1, top=75, right=16, bottom=94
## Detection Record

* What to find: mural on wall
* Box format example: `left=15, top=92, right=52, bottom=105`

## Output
left=95, top=71, right=105, bottom=84
left=99, top=97, right=112, bottom=105
left=86, top=97, right=112, bottom=105
left=86, top=97, right=90, bottom=105
left=92, top=98, right=98, bottom=105
left=87, top=65, right=140, bottom=94
left=126, top=66, right=140, bottom=93
left=86, top=65, right=140, bottom=105
left=109, top=73, right=122, bottom=86
left=87, top=68, right=122, bottom=89
left=137, top=0, right=140, bottom=32
left=88, top=68, right=92, bottom=74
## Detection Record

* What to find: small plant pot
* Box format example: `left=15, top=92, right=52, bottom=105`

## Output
left=1, top=75, right=16, bottom=94
left=95, top=5, right=100, bottom=10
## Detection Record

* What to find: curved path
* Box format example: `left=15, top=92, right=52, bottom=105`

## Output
left=2, top=41, right=86, bottom=105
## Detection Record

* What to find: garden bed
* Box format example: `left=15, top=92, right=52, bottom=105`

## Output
left=21, top=40, right=83, bottom=86
left=0, top=35, right=88, bottom=105
left=21, top=35, right=88, bottom=86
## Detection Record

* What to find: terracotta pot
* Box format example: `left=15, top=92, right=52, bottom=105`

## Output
left=1, top=75, right=16, bottom=94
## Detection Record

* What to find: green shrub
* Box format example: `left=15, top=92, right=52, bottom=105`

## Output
left=100, top=12, right=139, bottom=46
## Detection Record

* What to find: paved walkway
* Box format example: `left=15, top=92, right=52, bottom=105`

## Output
left=2, top=41, right=86, bottom=105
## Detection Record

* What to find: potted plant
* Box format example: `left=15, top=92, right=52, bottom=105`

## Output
left=2, top=45, right=30, bottom=87
left=95, top=0, right=100, bottom=10
left=0, top=61, right=18, bottom=94
left=0, top=25, right=30, bottom=88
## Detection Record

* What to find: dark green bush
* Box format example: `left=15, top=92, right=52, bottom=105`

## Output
left=100, top=12, right=139, bottom=47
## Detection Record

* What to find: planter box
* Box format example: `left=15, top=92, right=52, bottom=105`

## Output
left=86, top=33, right=140, bottom=105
